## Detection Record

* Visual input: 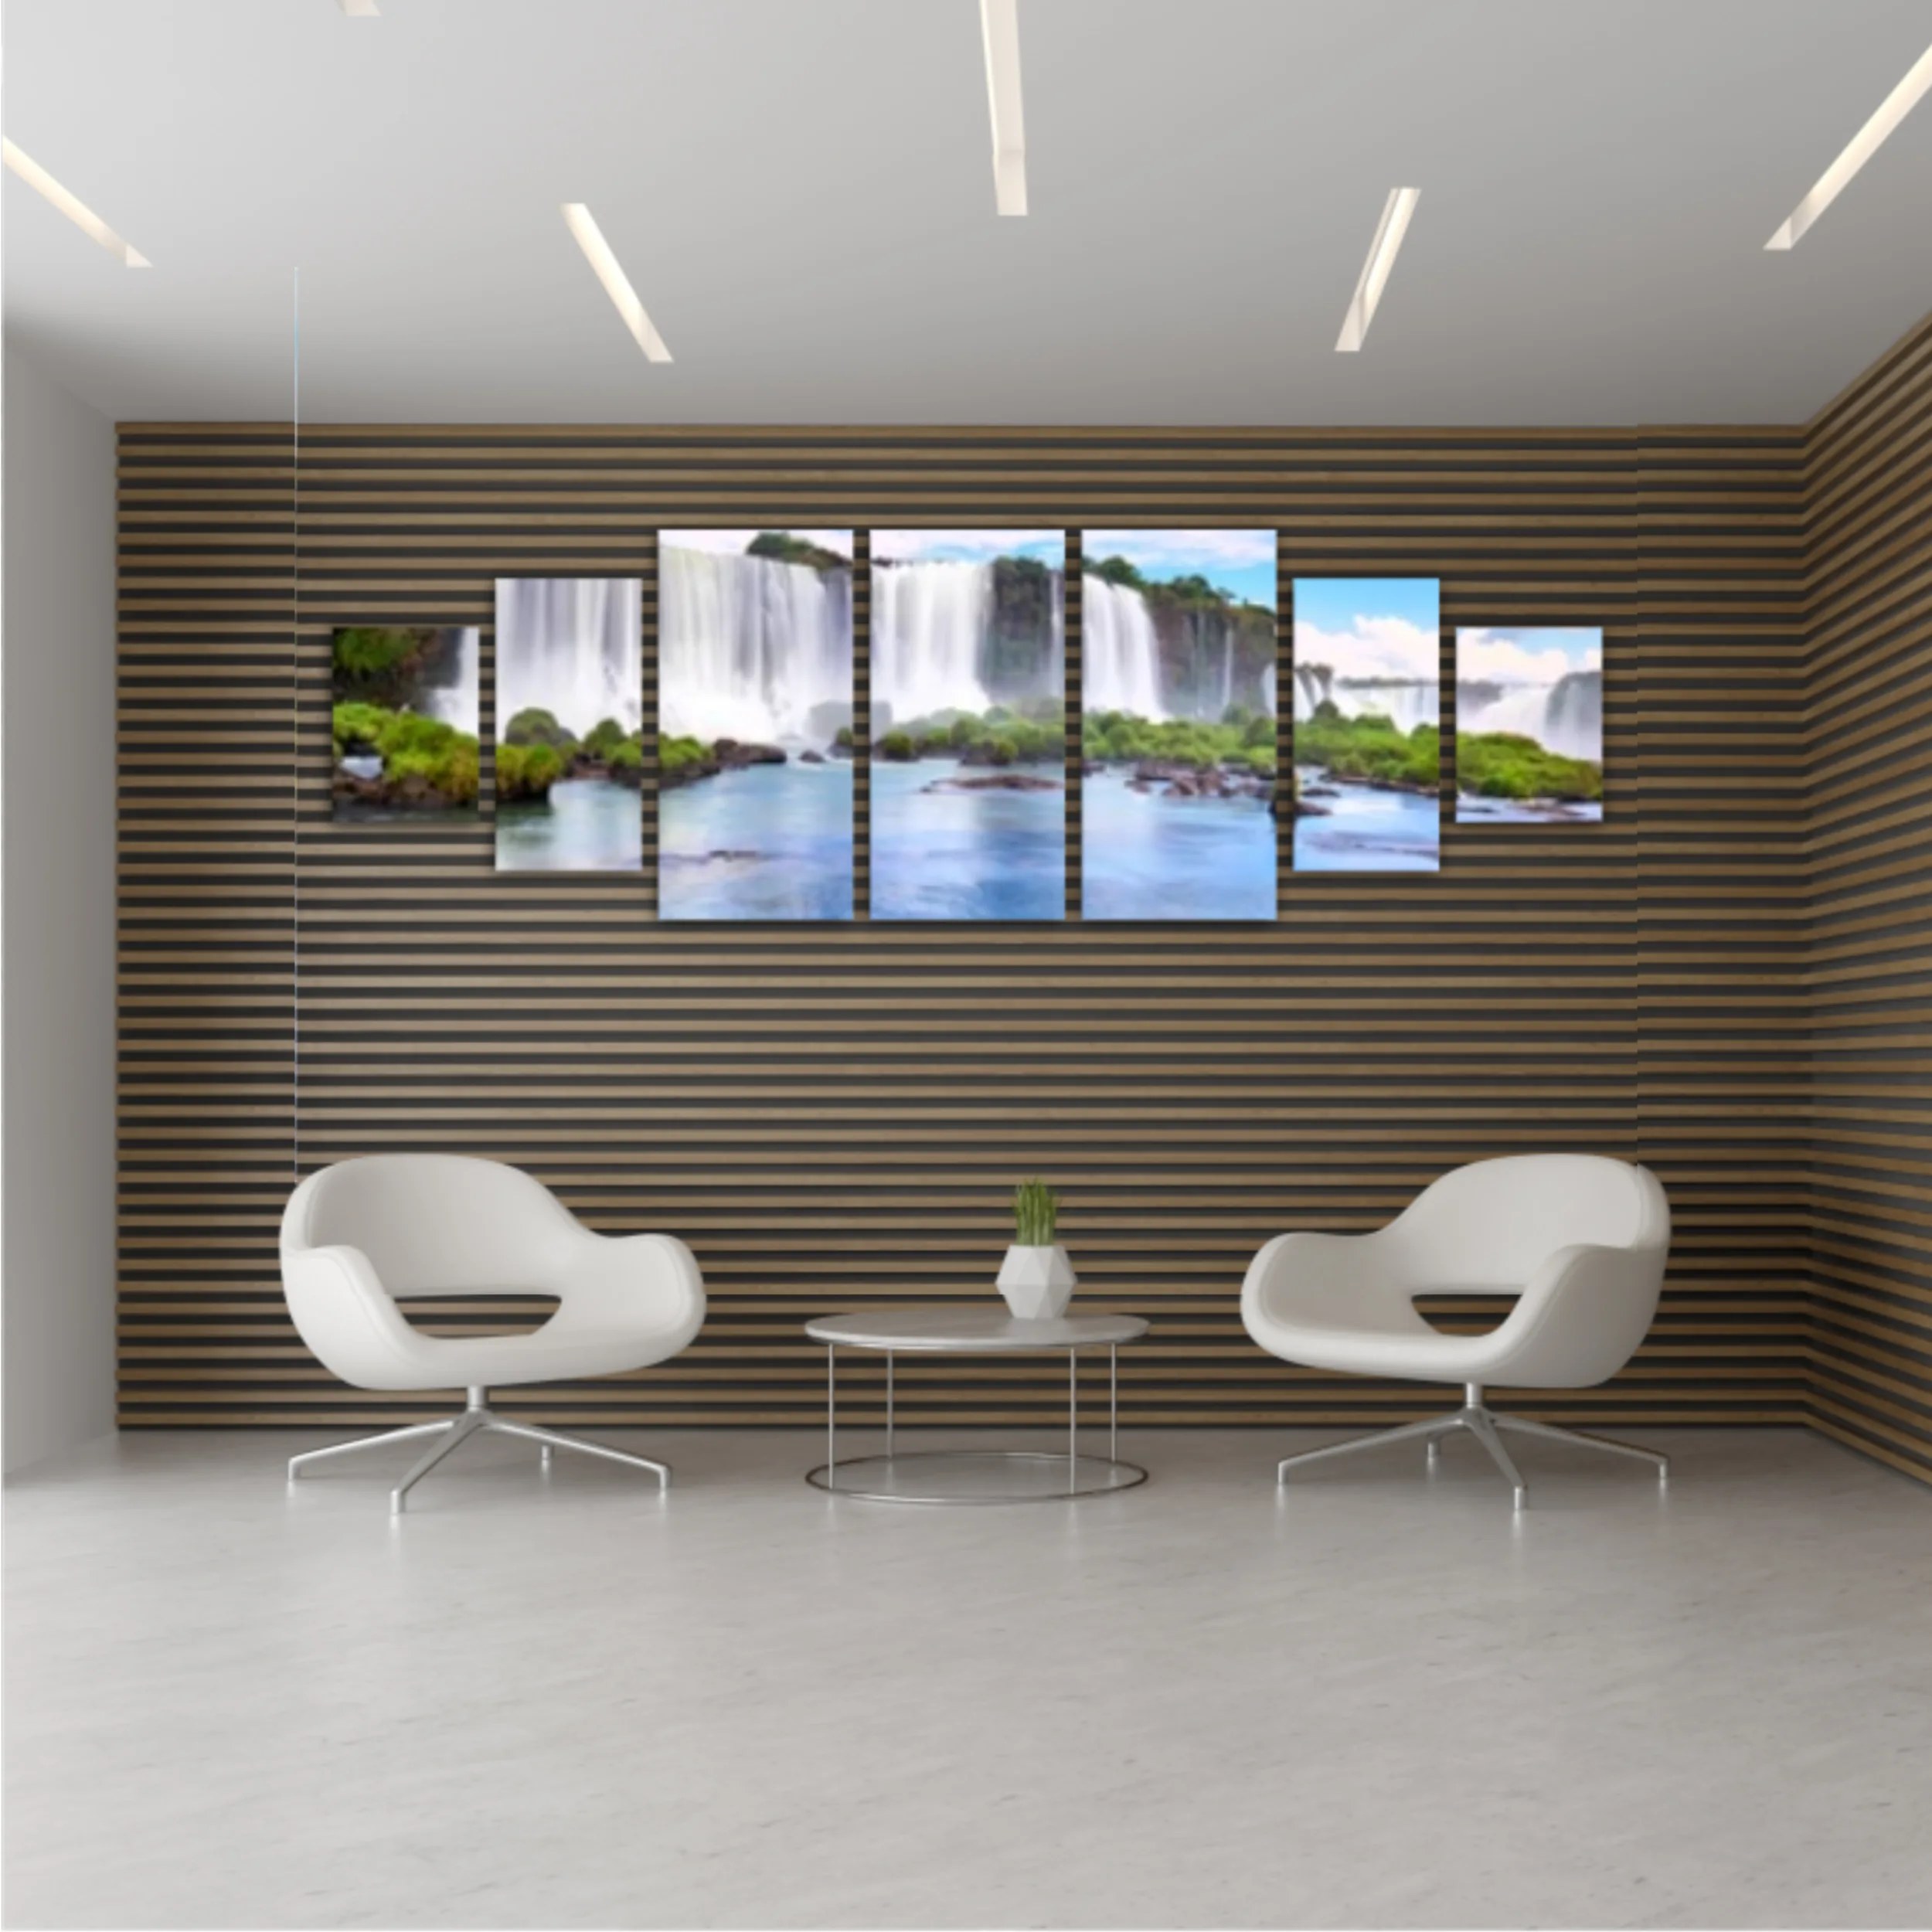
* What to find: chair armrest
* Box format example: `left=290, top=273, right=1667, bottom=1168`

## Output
left=1483, top=1242, right=1667, bottom=1389
left=553, top=1231, right=707, bottom=1346
left=1242, top=1229, right=1393, bottom=1332
left=282, top=1243, right=430, bottom=1390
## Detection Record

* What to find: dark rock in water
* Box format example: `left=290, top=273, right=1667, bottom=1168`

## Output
left=333, top=768, right=463, bottom=813
left=713, top=740, right=787, bottom=769
left=659, top=750, right=719, bottom=791
left=799, top=750, right=826, bottom=764
left=1295, top=801, right=1331, bottom=818
left=925, top=773, right=1063, bottom=794
left=1082, top=759, right=1104, bottom=776
left=663, top=849, right=760, bottom=866
left=1301, top=784, right=1340, bottom=800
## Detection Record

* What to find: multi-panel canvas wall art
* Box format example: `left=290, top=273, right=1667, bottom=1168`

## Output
left=331, top=625, right=480, bottom=821
left=658, top=530, right=855, bottom=920
left=1291, top=578, right=1441, bottom=872
left=494, top=579, right=643, bottom=872
left=1454, top=627, right=1604, bottom=821
left=870, top=530, right=1066, bottom=920
left=1080, top=530, right=1279, bottom=920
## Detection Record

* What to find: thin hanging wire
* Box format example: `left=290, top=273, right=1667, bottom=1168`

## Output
left=291, top=267, right=301, bottom=1183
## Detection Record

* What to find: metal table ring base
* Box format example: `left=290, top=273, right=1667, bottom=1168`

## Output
left=803, top=1310, right=1151, bottom=1505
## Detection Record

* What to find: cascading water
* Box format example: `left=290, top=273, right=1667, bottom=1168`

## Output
left=1455, top=670, right=1601, bottom=761
left=496, top=580, right=641, bottom=736
left=417, top=626, right=479, bottom=737
left=1292, top=662, right=1440, bottom=733
left=658, top=545, right=852, bottom=749
left=873, top=561, right=995, bottom=720
left=1082, top=575, right=1166, bottom=718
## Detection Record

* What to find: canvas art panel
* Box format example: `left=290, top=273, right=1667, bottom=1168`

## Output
left=1291, top=578, right=1442, bottom=871
left=1454, top=627, right=1604, bottom=821
left=870, top=530, right=1066, bottom=920
left=331, top=625, right=481, bottom=821
left=493, top=578, right=643, bottom=872
left=1079, top=529, right=1279, bottom=920
left=657, top=530, right=855, bottom=920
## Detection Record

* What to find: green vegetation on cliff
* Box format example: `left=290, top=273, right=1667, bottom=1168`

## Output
left=1083, top=702, right=1276, bottom=776
left=1084, top=556, right=1273, bottom=625
left=1455, top=732, right=1600, bottom=802
left=332, top=700, right=481, bottom=806
left=495, top=742, right=563, bottom=801
left=503, top=706, right=578, bottom=753
left=880, top=701, right=1065, bottom=765
left=1293, top=702, right=1438, bottom=790
left=747, top=531, right=848, bottom=572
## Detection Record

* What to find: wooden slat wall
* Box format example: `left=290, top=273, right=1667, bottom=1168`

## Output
left=1801, top=318, right=1932, bottom=1485
left=110, top=414, right=1877, bottom=1444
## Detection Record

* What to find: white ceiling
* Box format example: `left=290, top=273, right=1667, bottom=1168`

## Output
left=4, top=0, right=1930, bottom=425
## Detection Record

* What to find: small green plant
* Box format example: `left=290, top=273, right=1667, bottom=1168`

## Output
left=1012, top=1178, right=1060, bottom=1247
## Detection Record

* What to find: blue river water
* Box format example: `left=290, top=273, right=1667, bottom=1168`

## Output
left=1081, top=768, right=1277, bottom=920
left=495, top=777, right=641, bottom=871
left=1294, top=770, right=1440, bottom=871
left=1456, top=793, right=1603, bottom=825
left=872, top=758, right=1065, bottom=920
left=659, top=759, right=854, bottom=920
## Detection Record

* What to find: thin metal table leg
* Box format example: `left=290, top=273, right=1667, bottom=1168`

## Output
left=1069, top=1349, right=1078, bottom=1486
left=1110, top=1344, right=1118, bottom=1461
left=886, top=1351, right=895, bottom=1459
left=826, top=1345, right=836, bottom=1485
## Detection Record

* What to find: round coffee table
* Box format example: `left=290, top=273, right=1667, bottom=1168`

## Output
left=804, top=1306, right=1150, bottom=1504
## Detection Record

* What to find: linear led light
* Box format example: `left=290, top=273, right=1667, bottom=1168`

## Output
left=1767, top=41, right=1932, bottom=250
left=1335, top=186, right=1418, bottom=352
left=340, top=1, right=380, bottom=15
left=560, top=202, right=672, bottom=363
left=981, top=0, right=1027, bottom=216
left=2, top=138, right=149, bottom=266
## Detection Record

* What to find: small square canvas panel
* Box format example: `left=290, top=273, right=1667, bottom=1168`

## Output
left=493, top=579, right=642, bottom=872
left=331, top=625, right=480, bottom=821
left=1291, top=578, right=1441, bottom=871
left=870, top=530, right=1066, bottom=920
left=1454, top=627, right=1604, bottom=822
left=658, top=531, right=855, bottom=920
left=1080, top=529, right=1279, bottom=920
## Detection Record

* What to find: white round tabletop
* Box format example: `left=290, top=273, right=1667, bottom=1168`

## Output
left=805, top=1306, right=1148, bottom=1353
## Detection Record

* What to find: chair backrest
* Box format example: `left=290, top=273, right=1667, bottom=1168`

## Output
left=281, top=1155, right=581, bottom=1297
left=1379, top=1155, right=1668, bottom=1293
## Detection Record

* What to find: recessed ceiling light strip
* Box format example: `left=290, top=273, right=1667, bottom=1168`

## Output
left=981, top=0, right=1027, bottom=216
left=560, top=203, right=672, bottom=363
left=1767, top=40, right=1932, bottom=249
left=1335, top=186, right=1418, bottom=352
left=339, top=1, right=380, bottom=16
left=2, top=138, right=150, bottom=265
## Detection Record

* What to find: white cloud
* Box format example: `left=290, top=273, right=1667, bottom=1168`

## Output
left=872, top=529, right=1061, bottom=564
left=1455, top=627, right=1600, bottom=684
left=1294, top=614, right=1438, bottom=682
left=1083, top=529, right=1275, bottom=572
left=661, top=528, right=853, bottom=560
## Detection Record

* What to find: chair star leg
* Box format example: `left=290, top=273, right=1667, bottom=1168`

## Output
left=287, top=1420, right=454, bottom=1481
left=1492, top=1411, right=1669, bottom=1484
left=1277, top=1411, right=1461, bottom=1485
left=483, top=1417, right=671, bottom=1491
left=390, top=1412, right=485, bottom=1515
left=1462, top=1408, right=1529, bottom=1512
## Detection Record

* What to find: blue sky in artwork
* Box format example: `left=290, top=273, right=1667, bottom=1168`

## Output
left=1293, top=577, right=1440, bottom=636
left=872, top=529, right=1064, bottom=566
left=1083, top=529, right=1277, bottom=612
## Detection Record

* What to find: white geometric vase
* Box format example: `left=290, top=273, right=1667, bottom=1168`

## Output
left=997, top=1243, right=1077, bottom=1321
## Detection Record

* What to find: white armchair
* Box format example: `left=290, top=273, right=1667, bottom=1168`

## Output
left=281, top=1155, right=706, bottom=1512
left=1242, top=1155, right=1671, bottom=1508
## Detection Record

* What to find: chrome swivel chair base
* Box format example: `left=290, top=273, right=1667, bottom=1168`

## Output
left=1276, top=1383, right=1668, bottom=1512
left=287, top=1387, right=672, bottom=1514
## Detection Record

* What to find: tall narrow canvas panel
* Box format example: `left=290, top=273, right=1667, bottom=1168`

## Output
left=870, top=530, right=1066, bottom=920
left=331, top=625, right=480, bottom=821
left=1079, top=529, right=1279, bottom=920
left=658, top=530, right=855, bottom=920
left=493, top=578, right=643, bottom=871
left=1454, top=627, right=1604, bottom=821
left=1291, top=578, right=1441, bottom=871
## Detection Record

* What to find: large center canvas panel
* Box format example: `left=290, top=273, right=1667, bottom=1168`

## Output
left=494, top=579, right=643, bottom=872
left=658, top=530, right=855, bottom=920
left=1291, top=578, right=1442, bottom=871
left=1080, top=529, right=1279, bottom=920
left=870, top=530, right=1066, bottom=920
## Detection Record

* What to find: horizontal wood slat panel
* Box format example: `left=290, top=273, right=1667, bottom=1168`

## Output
left=111, top=369, right=1927, bottom=1479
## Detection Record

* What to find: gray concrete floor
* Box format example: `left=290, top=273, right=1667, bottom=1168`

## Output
left=5, top=1423, right=1929, bottom=1929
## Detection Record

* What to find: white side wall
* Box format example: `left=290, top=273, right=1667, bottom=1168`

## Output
left=2, top=345, right=117, bottom=1472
